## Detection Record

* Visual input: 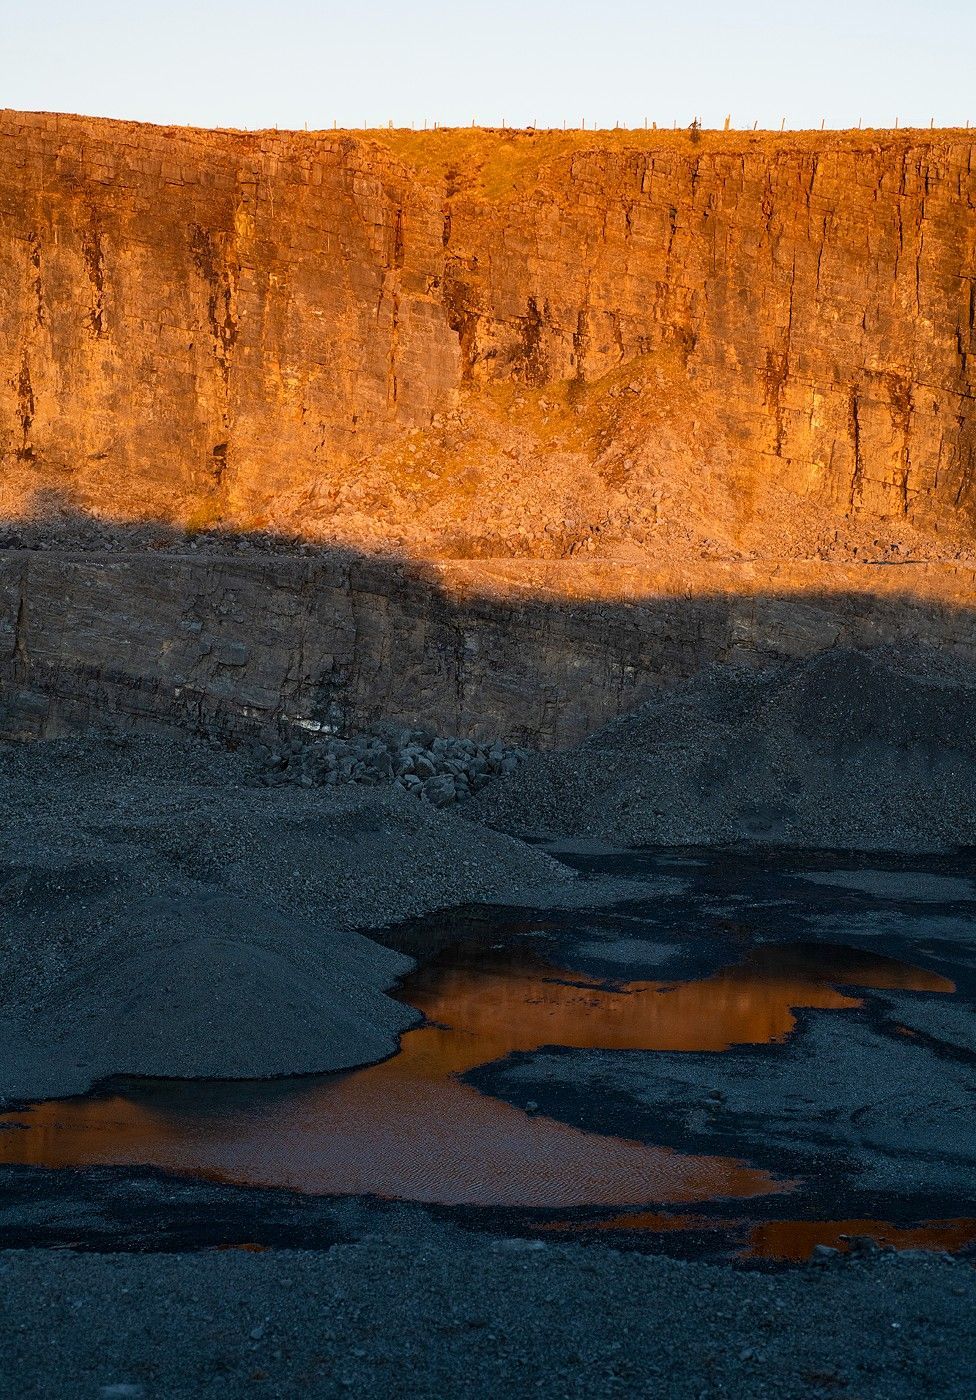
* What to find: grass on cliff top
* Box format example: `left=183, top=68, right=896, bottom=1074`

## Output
left=11, top=112, right=970, bottom=201
left=357, top=124, right=974, bottom=198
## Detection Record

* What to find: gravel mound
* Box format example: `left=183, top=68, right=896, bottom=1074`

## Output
left=0, top=735, right=574, bottom=933
left=3, top=890, right=417, bottom=1100
left=470, top=647, right=976, bottom=851
left=0, top=733, right=579, bottom=1097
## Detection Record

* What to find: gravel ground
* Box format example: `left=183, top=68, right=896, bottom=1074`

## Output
left=2, top=753, right=975, bottom=1397
left=1, top=1224, right=973, bottom=1398
left=469, top=647, right=976, bottom=850
left=0, top=734, right=594, bottom=1098
left=487, top=1004, right=976, bottom=1199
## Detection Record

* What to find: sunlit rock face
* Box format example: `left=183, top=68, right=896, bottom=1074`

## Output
left=3, top=114, right=976, bottom=746
left=1, top=113, right=975, bottom=561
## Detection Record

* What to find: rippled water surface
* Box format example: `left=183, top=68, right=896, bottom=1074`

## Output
left=2, top=849, right=974, bottom=1260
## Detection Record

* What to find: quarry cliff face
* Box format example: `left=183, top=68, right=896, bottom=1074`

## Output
left=3, top=112, right=976, bottom=745
left=3, top=550, right=976, bottom=747
left=2, top=112, right=976, bottom=561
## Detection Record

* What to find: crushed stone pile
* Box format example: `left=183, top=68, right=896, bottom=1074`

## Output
left=0, top=734, right=580, bottom=1098
left=257, top=730, right=525, bottom=807
left=3, top=890, right=417, bottom=1101
left=469, top=647, right=976, bottom=852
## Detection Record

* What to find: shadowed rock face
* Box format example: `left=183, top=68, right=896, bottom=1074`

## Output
left=1, top=114, right=975, bottom=561
left=3, top=549, right=976, bottom=746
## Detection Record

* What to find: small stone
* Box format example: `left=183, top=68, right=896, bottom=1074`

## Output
left=423, top=775, right=457, bottom=807
left=847, top=1235, right=882, bottom=1257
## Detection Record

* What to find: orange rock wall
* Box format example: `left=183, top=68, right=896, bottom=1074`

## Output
left=1, top=112, right=976, bottom=559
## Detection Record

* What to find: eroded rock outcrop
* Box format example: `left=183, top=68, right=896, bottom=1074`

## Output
left=3, top=115, right=976, bottom=745
left=2, top=113, right=975, bottom=561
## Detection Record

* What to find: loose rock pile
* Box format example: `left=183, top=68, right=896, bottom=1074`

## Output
left=470, top=646, right=976, bottom=850
left=256, top=732, right=526, bottom=807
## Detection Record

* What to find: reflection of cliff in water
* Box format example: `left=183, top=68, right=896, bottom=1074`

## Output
left=747, top=1218, right=976, bottom=1261
left=534, top=1209, right=976, bottom=1261
left=0, top=940, right=953, bottom=1211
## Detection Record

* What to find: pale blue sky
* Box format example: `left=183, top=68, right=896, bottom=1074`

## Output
left=2, top=0, right=972, bottom=133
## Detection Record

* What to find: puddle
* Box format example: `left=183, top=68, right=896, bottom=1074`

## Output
left=796, top=870, right=976, bottom=903
left=747, top=1218, right=976, bottom=1261
left=0, top=934, right=961, bottom=1253
left=534, top=1211, right=976, bottom=1261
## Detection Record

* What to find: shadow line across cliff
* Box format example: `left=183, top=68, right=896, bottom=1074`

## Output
left=1, top=505, right=975, bottom=749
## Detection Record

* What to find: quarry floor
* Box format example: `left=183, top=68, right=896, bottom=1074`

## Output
left=2, top=1236, right=973, bottom=1400
left=1, top=737, right=975, bottom=1396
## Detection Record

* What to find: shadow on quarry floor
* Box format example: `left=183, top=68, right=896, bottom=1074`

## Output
left=2, top=847, right=975, bottom=1265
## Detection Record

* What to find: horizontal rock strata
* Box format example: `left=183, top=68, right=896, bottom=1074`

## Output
left=3, top=116, right=976, bottom=744
left=1, top=114, right=975, bottom=561
left=2, top=551, right=975, bottom=746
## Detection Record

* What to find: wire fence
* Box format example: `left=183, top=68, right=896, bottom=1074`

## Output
left=259, top=118, right=972, bottom=134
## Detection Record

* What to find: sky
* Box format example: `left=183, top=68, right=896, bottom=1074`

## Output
left=1, top=0, right=973, bottom=133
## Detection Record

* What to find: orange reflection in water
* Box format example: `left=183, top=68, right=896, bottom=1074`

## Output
left=531, top=1211, right=976, bottom=1261
left=0, top=941, right=954, bottom=1211
left=749, top=1218, right=976, bottom=1261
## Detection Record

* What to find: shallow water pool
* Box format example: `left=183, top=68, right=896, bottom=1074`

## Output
left=2, top=848, right=975, bottom=1261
